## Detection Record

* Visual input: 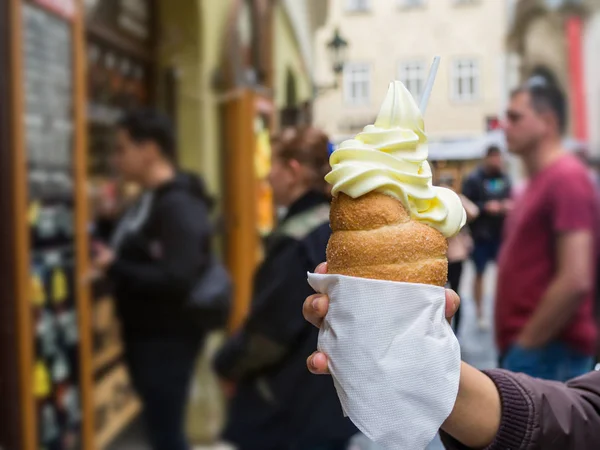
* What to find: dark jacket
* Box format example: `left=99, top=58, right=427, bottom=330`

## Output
left=108, top=172, right=212, bottom=338
left=214, top=191, right=356, bottom=450
left=441, top=368, right=600, bottom=450
left=462, top=167, right=511, bottom=242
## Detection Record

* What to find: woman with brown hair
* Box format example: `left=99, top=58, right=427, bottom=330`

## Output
left=214, top=126, right=356, bottom=450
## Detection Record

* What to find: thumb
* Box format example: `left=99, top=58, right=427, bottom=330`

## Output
left=315, top=262, right=328, bottom=274
left=445, top=289, right=460, bottom=323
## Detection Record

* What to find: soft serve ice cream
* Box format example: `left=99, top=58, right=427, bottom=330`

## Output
left=326, top=81, right=466, bottom=237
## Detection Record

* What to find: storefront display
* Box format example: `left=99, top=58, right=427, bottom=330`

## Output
left=21, top=3, right=84, bottom=449
left=254, top=115, right=274, bottom=237
left=2, top=0, right=153, bottom=448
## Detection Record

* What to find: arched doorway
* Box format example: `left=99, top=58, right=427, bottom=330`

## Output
left=286, top=68, right=298, bottom=106
left=280, top=67, right=300, bottom=126
left=510, top=0, right=592, bottom=139
left=156, top=1, right=203, bottom=172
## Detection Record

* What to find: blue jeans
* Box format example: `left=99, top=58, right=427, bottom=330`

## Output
left=471, top=239, right=501, bottom=275
left=501, top=341, right=593, bottom=382
left=124, top=337, right=202, bottom=450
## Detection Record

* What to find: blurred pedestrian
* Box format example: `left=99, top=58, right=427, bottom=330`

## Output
left=92, top=110, right=213, bottom=450
left=497, top=83, right=598, bottom=381
left=572, top=148, right=600, bottom=364
left=214, top=127, right=356, bottom=450
left=440, top=180, right=479, bottom=335
left=462, top=146, right=512, bottom=329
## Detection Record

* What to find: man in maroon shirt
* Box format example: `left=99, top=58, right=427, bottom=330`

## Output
left=496, top=82, right=598, bottom=381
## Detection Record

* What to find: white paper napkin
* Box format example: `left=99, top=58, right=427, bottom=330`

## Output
left=308, top=273, right=461, bottom=450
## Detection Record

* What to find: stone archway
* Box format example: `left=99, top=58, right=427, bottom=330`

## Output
left=520, top=14, right=569, bottom=93
left=509, top=0, right=595, bottom=137
left=285, top=67, right=298, bottom=107
left=219, top=0, right=274, bottom=90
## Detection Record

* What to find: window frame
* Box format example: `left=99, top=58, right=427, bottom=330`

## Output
left=398, top=0, right=427, bottom=9
left=397, top=60, right=427, bottom=102
left=452, top=0, right=480, bottom=6
left=343, top=62, right=371, bottom=106
left=450, top=58, right=481, bottom=102
left=345, top=0, right=371, bottom=13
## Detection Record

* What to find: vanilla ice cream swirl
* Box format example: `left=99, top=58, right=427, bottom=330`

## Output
left=326, top=81, right=466, bottom=237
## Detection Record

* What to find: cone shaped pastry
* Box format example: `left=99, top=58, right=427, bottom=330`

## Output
left=327, top=192, right=448, bottom=286
left=325, top=81, right=466, bottom=286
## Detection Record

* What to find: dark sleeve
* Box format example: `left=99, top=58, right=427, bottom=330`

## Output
left=214, top=239, right=313, bottom=380
left=108, top=191, right=210, bottom=302
left=441, top=369, right=600, bottom=450
left=502, top=174, right=512, bottom=201
left=94, top=216, right=116, bottom=243
left=462, top=175, right=484, bottom=210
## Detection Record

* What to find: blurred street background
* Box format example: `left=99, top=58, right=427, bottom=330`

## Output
left=1, top=0, right=600, bottom=449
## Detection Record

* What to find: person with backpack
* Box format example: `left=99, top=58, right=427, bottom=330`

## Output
left=92, top=110, right=214, bottom=450
left=214, top=127, right=356, bottom=450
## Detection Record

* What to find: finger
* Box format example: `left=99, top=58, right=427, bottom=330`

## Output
left=315, top=262, right=328, bottom=274
left=445, top=289, right=461, bottom=323
left=303, top=294, right=329, bottom=328
left=307, top=351, right=330, bottom=375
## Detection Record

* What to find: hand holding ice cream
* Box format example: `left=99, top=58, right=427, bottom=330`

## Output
left=307, top=76, right=464, bottom=449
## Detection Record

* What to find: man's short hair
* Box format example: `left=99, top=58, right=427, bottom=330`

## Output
left=116, top=109, right=176, bottom=160
left=486, top=146, right=501, bottom=158
left=511, top=82, right=567, bottom=135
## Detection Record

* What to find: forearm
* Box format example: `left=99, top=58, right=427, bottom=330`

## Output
left=441, top=362, right=501, bottom=448
left=443, top=369, right=600, bottom=450
left=519, top=276, right=586, bottom=347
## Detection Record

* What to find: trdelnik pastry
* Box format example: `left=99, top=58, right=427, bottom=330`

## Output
left=326, top=80, right=466, bottom=286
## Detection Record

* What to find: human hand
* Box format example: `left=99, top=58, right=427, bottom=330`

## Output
left=515, top=333, right=539, bottom=350
left=303, top=262, right=461, bottom=374
left=502, top=199, right=514, bottom=214
left=484, top=200, right=502, bottom=215
left=92, top=242, right=115, bottom=274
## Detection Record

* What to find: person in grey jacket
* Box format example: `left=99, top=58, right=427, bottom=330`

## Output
left=303, top=263, right=600, bottom=450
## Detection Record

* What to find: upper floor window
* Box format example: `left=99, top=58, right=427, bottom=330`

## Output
left=346, top=0, right=371, bottom=12
left=398, top=60, right=426, bottom=101
left=398, top=0, right=426, bottom=8
left=451, top=59, right=480, bottom=102
left=453, top=0, right=479, bottom=5
left=343, top=63, right=371, bottom=106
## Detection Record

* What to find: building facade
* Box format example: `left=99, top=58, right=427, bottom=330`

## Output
left=313, top=0, right=512, bottom=146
